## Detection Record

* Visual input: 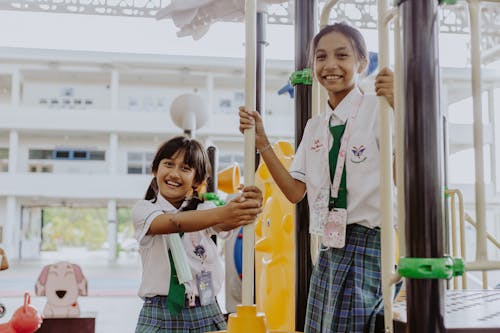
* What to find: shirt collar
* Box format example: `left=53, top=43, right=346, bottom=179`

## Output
left=155, top=194, right=187, bottom=212
left=324, top=86, right=363, bottom=124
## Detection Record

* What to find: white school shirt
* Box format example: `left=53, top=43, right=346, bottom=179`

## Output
left=132, top=194, right=230, bottom=299
left=289, top=87, right=396, bottom=233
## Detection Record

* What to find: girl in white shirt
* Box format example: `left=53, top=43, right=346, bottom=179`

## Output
left=239, top=23, right=394, bottom=333
left=133, top=136, right=262, bottom=333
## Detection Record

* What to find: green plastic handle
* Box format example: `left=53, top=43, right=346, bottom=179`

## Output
left=398, top=257, right=464, bottom=279
left=290, top=69, right=313, bottom=86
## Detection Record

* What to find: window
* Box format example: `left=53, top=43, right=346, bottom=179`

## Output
left=29, top=149, right=53, bottom=160
left=29, top=164, right=53, bottom=173
left=127, top=151, right=153, bottom=175
left=29, top=149, right=105, bottom=161
left=0, top=148, right=8, bottom=172
left=73, top=151, right=89, bottom=159
left=54, top=150, right=71, bottom=159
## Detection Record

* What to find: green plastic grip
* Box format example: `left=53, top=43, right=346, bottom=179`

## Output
left=398, top=256, right=464, bottom=279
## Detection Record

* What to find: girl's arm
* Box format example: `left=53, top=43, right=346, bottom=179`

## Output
left=239, top=107, right=306, bottom=203
left=147, top=196, right=262, bottom=235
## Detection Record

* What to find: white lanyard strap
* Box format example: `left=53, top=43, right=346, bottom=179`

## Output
left=330, top=96, right=363, bottom=199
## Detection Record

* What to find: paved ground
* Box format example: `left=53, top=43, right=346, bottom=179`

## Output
left=0, top=248, right=144, bottom=333
left=0, top=247, right=230, bottom=332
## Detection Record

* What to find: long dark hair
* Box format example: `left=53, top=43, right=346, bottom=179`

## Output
left=145, top=136, right=211, bottom=211
left=308, top=22, right=369, bottom=71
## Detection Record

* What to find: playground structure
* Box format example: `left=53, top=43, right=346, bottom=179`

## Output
left=224, top=0, right=500, bottom=332
left=0, top=0, right=499, bottom=332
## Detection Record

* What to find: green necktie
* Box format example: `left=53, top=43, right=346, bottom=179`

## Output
left=167, top=233, right=185, bottom=315
left=329, top=124, right=348, bottom=210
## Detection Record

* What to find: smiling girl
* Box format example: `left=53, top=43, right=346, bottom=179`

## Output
left=132, top=136, right=262, bottom=333
left=239, top=22, right=395, bottom=333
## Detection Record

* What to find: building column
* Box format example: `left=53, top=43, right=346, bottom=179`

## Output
left=110, top=70, right=120, bottom=111
left=11, top=69, right=21, bottom=108
left=109, top=133, right=118, bottom=175
left=5, top=196, right=19, bottom=259
left=107, top=199, right=118, bottom=262
left=8, top=130, right=18, bottom=174
left=205, top=73, right=214, bottom=115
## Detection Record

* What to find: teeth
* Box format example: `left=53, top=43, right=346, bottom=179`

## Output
left=166, top=180, right=180, bottom=187
left=325, top=75, right=341, bottom=80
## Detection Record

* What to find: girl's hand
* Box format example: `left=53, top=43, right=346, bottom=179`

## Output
left=240, top=185, right=263, bottom=207
left=238, top=106, right=270, bottom=151
left=375, top=67, right=394, bottom=109
left=216, top=192, right=263, bottom=231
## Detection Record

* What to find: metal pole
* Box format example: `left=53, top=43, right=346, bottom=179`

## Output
left=206, top=146, right=218, bottom=193
left=294, top=0, right=316, bottom=330
left=468, top=0, right=488, bottom=275
left=377, top=1, right=395, bottom=331
left=255, top=10, right=267, bottom=169
left=401, top=0, right=445, bottom=332
left=242, top=0, right=256, bottom=306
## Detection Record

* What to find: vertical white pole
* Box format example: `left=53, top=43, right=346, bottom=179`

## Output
left=111, top=70, right=119, bottom=111
left=8, top=130, right=18, bottom=174
left=11, top=69, right=20, bottom=108
left=394, top=10, right=406, bottom=259
left=107, top=199, right=117, bottom=262
left=468, top=0, right=488, bottom=268
left=242, top=0, right=256, bottom=306
left=378, top=0, right=395, bottom=332
left=6, top=196, right=18, bottom=259
left=109, top=133, right=118, bottom=175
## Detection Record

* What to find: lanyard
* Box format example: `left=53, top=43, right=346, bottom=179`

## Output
left=330, top=96, right=363, bottom=199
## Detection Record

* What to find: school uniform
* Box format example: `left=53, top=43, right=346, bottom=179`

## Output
left=290, top=87, right=396, bottom=333
left=132, top=194, right=229, bottom=333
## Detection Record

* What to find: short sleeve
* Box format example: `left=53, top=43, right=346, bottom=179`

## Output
left=289, top=120, right=312, bottom=183
left=132, top=200, right=163, bottom=247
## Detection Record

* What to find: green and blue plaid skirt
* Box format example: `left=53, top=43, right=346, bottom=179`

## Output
left=135, top=295, right=227, bottom=333
left=305, top=223, right=382, bottom=333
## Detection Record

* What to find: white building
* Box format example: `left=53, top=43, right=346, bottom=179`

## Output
left=0, top=2, right=499, bottom=288
left=0, top=47, right=295, bottom=260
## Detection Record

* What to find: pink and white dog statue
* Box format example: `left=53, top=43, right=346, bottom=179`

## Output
left=35, top=261, right=88, bottom=318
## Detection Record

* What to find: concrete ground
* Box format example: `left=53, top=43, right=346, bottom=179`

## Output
left=0, top=248, right=144, bottom=333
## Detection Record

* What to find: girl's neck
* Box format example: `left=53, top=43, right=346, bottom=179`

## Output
left=328, top=86, right=357, bottom=110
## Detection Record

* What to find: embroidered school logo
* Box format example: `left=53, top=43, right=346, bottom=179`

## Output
left=350, top=145, right=367, bottom=163
left=311, top=139, right=323, bottom=152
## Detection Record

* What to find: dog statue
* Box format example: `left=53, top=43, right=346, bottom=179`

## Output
left=35, top=261, right=87, bottom=318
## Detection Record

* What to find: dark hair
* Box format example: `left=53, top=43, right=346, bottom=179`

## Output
left=308, top=22, right=369, bottom=70
left=145, top=136, right=211, bottom=210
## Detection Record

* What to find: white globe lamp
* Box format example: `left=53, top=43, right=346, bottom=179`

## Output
left=170, top=93, right=209, bottom=138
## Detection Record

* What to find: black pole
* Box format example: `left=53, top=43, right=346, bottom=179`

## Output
left=294, top=0, right=316, bottom=330
left=206, top=146, right=218, bottom=193
left=402, top=1, right=446, bottom=332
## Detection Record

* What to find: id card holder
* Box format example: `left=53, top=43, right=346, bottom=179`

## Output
left=322, top=208, right=347, bottom=248
left=196, top=270, right=215, bottom=306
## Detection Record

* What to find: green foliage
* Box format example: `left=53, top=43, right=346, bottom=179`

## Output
left=41, top=207, right=135, bottom=253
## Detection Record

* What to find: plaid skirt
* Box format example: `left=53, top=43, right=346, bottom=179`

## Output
left=135, top=295, right=227, bottom=333
left=305, top=224, right=382, bottom=333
